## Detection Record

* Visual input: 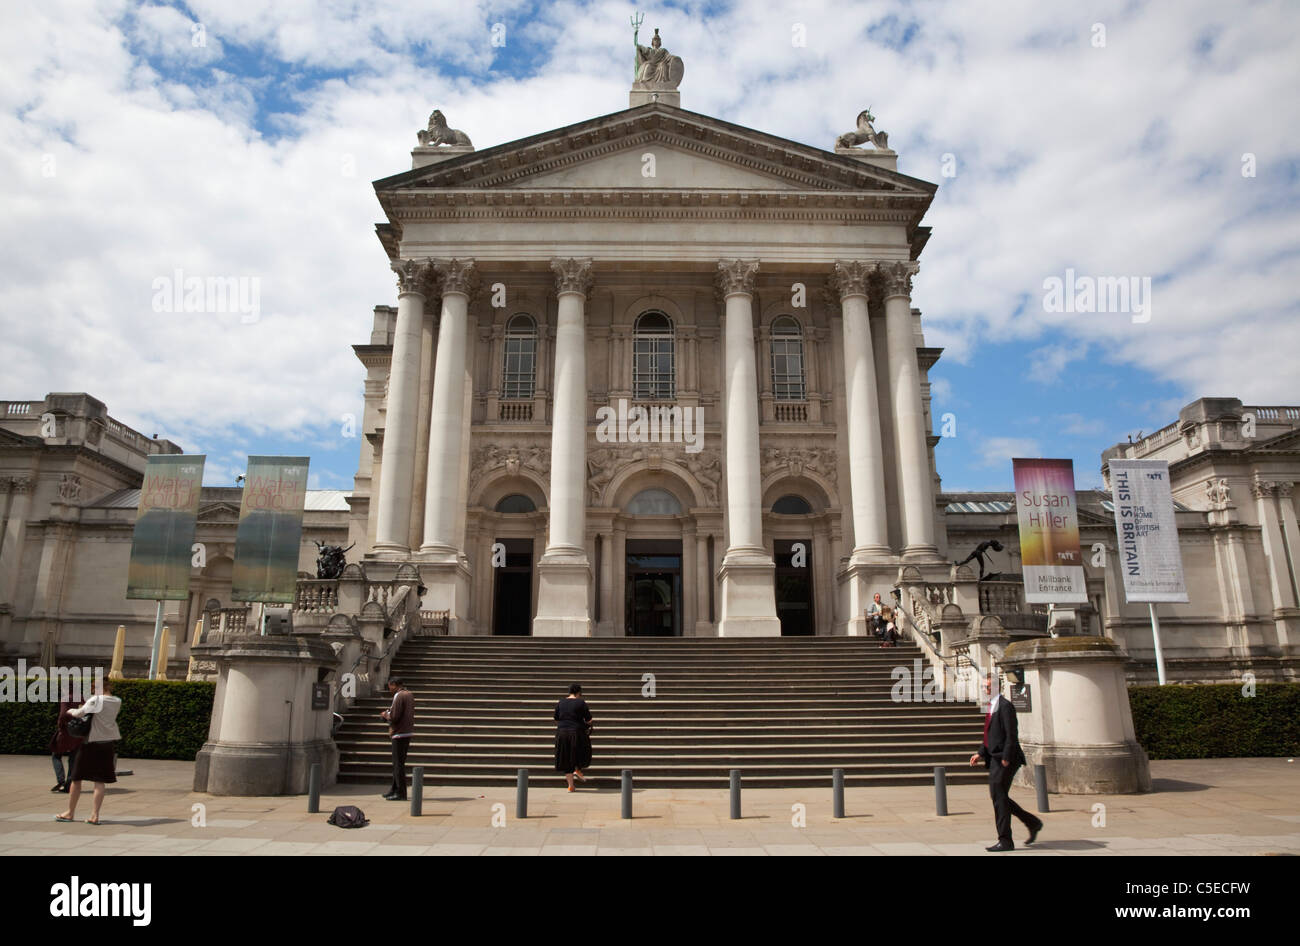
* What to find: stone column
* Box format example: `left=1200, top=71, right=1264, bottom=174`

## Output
left=613, top=522, right=627, bottom=635
left=420, top=259, right=478, bottom=558
left=695, top=531, right=712, bottom=635
left=832, top=261, right=891, bottom=561
left=682, top=520, right=698, bottom=637
left=716, top=259, right=779, bottom=636
left=881, top=261, right=940, bottom=560
left=408, top=302, right=439, bottom=551
left=533, top=258, right=594, bottom=637
left=372, top=259, right=431, bottom=555
left=1253, top=479, right=1297, bottom=651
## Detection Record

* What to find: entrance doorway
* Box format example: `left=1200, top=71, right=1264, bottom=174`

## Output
left=774, top=538, right=814, bottom=636
left=492, top=538, right=533, bottom=635
left=625, top=539, right=682, bottom=636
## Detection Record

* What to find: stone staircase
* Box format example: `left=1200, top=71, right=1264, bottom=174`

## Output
left=335, top=637, right=988, bottom=788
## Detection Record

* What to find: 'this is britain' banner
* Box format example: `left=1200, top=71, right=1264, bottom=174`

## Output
left=231, top=456, right=309, bottom=604
left=126, top=455, right=205, bottom=600
left=1108, top=458, right=1188, bottom=603
left=1012, top=457, right=1088, bottom=603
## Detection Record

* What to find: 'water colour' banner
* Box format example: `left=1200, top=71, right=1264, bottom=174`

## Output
left=126, top=455, right=205, bottom=600
left=1013, top=458, right=1088, bottom=603
left=231, top=456, right=309, bottom=604
left=1108, top=459, right=1188, bottom=603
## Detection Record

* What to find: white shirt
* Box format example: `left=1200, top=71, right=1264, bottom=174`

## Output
left=70, top=694, right=122, bottom=743
left=985, top=692, right=1001, bottom=718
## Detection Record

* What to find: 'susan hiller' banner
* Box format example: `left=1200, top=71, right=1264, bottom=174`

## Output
left=1108, top=459, right=1188, bottom=603
left=1012, top=457, right=1088, bottom=603
left=126, top=455, right=205, bottom=600
left=231, top=456, right=310, bottom=604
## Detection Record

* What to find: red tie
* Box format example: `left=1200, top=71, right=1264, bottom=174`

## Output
left=983, top=705, right=993, bottom=747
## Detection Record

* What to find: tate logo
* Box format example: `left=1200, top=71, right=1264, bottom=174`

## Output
left=49, top=876, right=151, bottom=926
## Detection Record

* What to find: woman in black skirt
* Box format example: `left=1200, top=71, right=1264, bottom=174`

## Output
left=554, top=684, right=592, bottom=792
left=56, top=678, right=122, bottom=825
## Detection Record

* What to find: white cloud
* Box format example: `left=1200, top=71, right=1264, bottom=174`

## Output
left=976, top=436, right=1041, bottom=468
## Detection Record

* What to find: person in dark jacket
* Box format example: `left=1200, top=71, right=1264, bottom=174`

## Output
left=969, top=673, right=1043, bottom=851
left=380, top=677, right=415, bottom=801
left=49, top=697, right=83, bottom=793
left=554, top=684, right=592, bottom=792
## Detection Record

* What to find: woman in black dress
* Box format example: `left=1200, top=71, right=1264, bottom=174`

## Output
left=554, top=684, right=592, bottom=792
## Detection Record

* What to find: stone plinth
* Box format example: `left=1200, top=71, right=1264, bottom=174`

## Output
left=411, top=144, right=474, bottom=169
left=193, top=635, right=339, bottom=796
left=834, top=146, right=897, bottom=171
left=630, top=90, right=680, bottom=107
left=999, top=636, right=1151, bottom=794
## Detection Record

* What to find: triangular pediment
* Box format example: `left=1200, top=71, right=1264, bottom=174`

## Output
left=375, top=103, right=935, bottom=199
left=197, top=501, right=241, bottom=522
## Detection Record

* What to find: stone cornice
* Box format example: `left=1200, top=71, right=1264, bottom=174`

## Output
left=352, top=343, right=392, bottom=369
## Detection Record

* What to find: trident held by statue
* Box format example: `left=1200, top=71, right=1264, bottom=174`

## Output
left=631, top=11, right=644, bottom=81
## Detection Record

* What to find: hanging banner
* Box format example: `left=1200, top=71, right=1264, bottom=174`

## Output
left=231, top=456, right=309, bottom=604
left=1013, top=457, right=1088, bottom=603
left=126, top=455, right=206, bottom=600
left=1108, top=459, right=1188, bottom=603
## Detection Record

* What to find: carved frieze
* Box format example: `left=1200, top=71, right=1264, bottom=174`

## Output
left=761, top=446, right=838, bottom=485
left=470, top=442, right=550, bottom=495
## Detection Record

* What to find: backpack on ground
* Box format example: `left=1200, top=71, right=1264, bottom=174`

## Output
left=327, top=805, right=369, bottom=828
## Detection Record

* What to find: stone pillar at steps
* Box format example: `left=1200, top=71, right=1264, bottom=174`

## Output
left=998, top=636, right=1151, bottom=794
left=193, top=635, right=340, bottom=795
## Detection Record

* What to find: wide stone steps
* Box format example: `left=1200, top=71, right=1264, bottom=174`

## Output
left=335, top=637, right=985, bottom=788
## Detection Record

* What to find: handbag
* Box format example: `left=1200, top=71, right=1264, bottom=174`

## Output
left=66, top=712, right=93, bottom=740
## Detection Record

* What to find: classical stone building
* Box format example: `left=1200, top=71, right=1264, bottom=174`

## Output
left=347, top=79, right=952, bottom=643
left=0, top=394, right=348, bottom=674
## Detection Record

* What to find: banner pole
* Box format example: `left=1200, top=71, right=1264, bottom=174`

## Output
left=148, top=599, right=165, bottom=680
left=1148, top=602, right=1167, bottom=685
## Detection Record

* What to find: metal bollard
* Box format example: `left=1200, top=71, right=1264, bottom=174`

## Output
left=410, top=766, right=424, bottom=817
left=832, top=768, right=845, bottom=819
left=1034, top=764, right=1050, bottom=813
left=621, top=770, right=633, bottom=819
left=934, top=766, right=948, bottom=817
left=729, top=769, right=741, bottom=820
left=307, top=763, right=321, bottom=814
left=516, top=768, right=528, bottom=819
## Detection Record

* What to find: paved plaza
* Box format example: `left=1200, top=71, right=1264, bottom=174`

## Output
left=0, top=756, right=1296, bottom=856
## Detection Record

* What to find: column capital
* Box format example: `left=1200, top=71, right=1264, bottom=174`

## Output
left=551, top=257, right=594, bottom=297
left=1277, top=482, right=1294, bottom=499
left=716, top=259, right=759, bottom=298
left=391, top=258, right=434, bottom=296
left=1251, top=478, right=1276, bottom=500
left=830, top=260, right=877, bottom=299
left=878, top=260, right=919, bottom=300
left=433, top=258, right=480, bottom=297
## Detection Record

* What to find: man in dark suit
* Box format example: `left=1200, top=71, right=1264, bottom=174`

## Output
left=969, top=673, right=1043, bottom=851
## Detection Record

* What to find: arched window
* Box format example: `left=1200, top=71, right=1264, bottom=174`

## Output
left=770, top=316, right=806, bottom=401
left=502, top=314, right=536, bottom=399
left=633, top=311, right=675, bottom=400
left=494, top=494, right=537, bottom=514
left=626, top=488, right=682, bottom=515
left=772, top=494, right=813, bottom=515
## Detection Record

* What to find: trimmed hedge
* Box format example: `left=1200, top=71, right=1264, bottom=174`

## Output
left=1129, top=683, right=1300, bottom=759
left=0, top=680, right=215, bottom=761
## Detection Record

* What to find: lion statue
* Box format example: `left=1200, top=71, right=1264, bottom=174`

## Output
left=417, top=110, right=473, bottom=148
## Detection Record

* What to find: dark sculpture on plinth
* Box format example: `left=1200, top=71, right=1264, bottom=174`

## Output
left=954, top=539, right=1004, bottom=580
left=314, top=541, right=355, bottom=580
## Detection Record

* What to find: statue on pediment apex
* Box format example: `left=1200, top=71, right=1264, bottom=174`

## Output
left=633, top=27, right=684, bottom=90
left=836, top=108, right=890, bottom=151
left=417, top=110, right=473, bottom=148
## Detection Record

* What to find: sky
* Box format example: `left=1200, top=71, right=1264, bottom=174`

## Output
left=2, top=0, right=1297, bottom=493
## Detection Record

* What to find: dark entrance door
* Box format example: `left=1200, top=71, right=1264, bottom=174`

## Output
left=775, top=538, right=814, bottom=636
left=625, top=539, right=682, bottom=636
left=492, top=538, right=533, bottom=635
